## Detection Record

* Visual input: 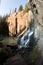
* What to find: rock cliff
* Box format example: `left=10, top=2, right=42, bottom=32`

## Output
left=29, top=0, right=43, bottom=39
left=6, top=12, right=17, bottom=36
left=6, top=10, right=33, bottom=36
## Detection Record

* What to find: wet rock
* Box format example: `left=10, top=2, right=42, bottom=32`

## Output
left=29, top=0, right=43, bottom=39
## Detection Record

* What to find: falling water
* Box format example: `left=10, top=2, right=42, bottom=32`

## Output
left=18, top=20, right=35, bottom=49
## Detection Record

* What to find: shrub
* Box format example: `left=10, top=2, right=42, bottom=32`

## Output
left=0, top=17, right=9, bottom=36
left=23, top=46, right=41, bottom=63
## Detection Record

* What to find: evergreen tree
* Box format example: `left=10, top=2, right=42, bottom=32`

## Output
left=18, top=5, right=23, bottom=11
left=14, top=8, right=17, bottom=12
left=25, top=4, right=29, bottom=12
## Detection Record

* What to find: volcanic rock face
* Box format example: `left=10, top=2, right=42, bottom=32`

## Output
left=6, top=11, right=33, bottom=36
left=29, top=0, right=43, bottom=38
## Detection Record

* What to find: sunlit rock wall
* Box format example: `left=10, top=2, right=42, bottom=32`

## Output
left=6, top=10, right=33, bottom=36
left=6, top=12, right=17, bottom=36
left=17, top=11, right=27, bottom=36
left=17, top=11, right=33, bottom=36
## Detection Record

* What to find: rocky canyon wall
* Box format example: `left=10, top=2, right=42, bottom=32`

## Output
left=29, top=0, right=43, bottom=39
left=6, top=10, right=33, bottom=36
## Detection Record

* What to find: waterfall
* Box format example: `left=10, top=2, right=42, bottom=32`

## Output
left=18, top=20, right=34, bottom=49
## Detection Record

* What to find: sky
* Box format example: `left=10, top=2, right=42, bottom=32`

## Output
left=0, top=0, right=28, bottom=16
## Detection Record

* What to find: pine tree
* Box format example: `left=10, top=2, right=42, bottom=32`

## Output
left=18, top=5, right=23, bottom=11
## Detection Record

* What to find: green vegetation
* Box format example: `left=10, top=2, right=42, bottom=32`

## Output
left=25, top=4, right=29, bottom=12
left=14, top=8, right=17, bottom=12
left=18, top=5, right=23, bottom=11
left=0, top=16, right=9, bottom=36
left=0, top=48, right=3, bottom=53
left=23, top=46, right=41, bottom=63
left=29, top=47, right=41, bottom=62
